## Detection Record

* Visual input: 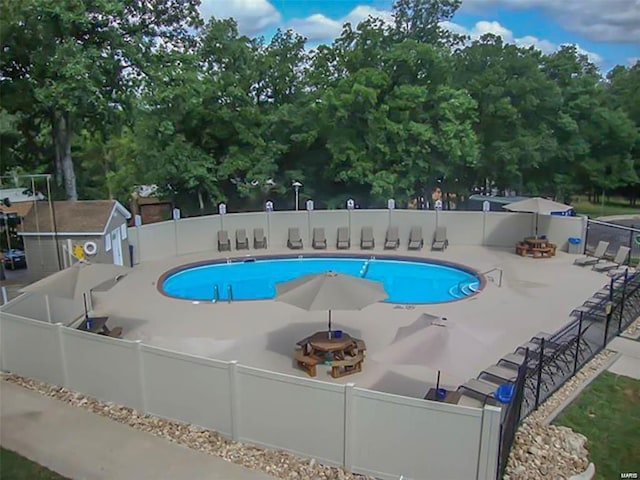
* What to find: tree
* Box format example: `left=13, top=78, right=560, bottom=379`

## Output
left=0, top=0, right=201, bottom=199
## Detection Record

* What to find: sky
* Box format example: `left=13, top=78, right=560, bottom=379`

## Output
left=198, top=0, right=640, bottom=71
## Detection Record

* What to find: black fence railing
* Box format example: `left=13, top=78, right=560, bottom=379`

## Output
left=497, top=268, right=640, bottom=478
left=585, top=218, right=639, bottom=265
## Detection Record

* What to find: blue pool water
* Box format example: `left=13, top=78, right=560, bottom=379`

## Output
left=161, top=256, right=480, bottom=304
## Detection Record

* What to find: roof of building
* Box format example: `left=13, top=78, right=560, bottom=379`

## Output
left=0, top=201, right=34, bottom=218
left=468, top=194, right=531, bottom=205
left=0, top=187, right=45, bottom=204
left=20, top=200, right=131, bottom=236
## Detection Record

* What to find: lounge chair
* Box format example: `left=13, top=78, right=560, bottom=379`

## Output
left=480, top=364, right=519, bottom=383
left=253, top=228, right=267, bottom=249
left=408, top=226, right=423, bottom=250
left=337, top=227, right=350, bottom=249
left=360, top=226, right=375, bottom=249
left=287, top=227, right=303, bottom=249
left=384, top=226, right=400, bottom=250
left=458, top=378, right=501, bottom=399
left=218, top=230, right=231, bottom=251
left=574, top=241, right=609, bottom=266
left=236, top=229, right=249, bottom=250
left=431, top=226, right=449, bottom=251
left=607, top=266, right=636, bottom=278
left=312, top=227, right=327, bottom=249
left=593, top=246, right=631, bottom=273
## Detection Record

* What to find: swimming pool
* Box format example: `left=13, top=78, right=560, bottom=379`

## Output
left=161, top=255, right=481, bottom=304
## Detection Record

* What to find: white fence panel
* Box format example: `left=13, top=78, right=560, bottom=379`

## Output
left=176, top=216, right=219, bottom=255
left=350, top=388, right=485, bottom=480
left=0, top=314, right=65, bottom=386
left=268, top=211, right=311, bottom=248
left=236, top=366, right=346, bottom=466
left=542, top=215, right=585, bottom=252
left=135, top=221, right=176, bottom=262
left=309, top=210, right=350, bottom=248
left=62, top=330, right=142, bottom=410
left=140, top=345, right=233, bottom=436
left=1, top=293, right=48, bottom=322
left=438, top=211, right=485, bottom=246
left=349, top=209, right=392, bottom=248
left=484, top=212, right=532, bottom=247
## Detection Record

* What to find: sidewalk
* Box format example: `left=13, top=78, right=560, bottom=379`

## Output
left=607, top=336, right=640, bottom=380
left=0, top=381, right=277, bottom=480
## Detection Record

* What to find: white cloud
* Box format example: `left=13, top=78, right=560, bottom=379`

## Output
left=442, top=20, right=603, bottom=65
left=199, top=0, right=281, bottom=36
left=460, top=0, right=640, bottom=43
left=288, top=6, right=393, bottom=42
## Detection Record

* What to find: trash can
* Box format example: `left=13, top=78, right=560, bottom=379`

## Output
left=568, top=237, right=582, bottom=254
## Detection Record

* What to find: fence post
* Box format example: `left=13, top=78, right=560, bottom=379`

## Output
left=583, top=218, right=590, bottom=253
left=535, top=339, right=544, bottom=409
left=618, top=269, right=629, bottom=333
left=603, top=305, right=613, bottom=349
left=136, top=340, right=148, bottom=413
left=56, top=323, right=69, bottom=388
left=343, top=383, right=355, bottom=472
left=629, top=228, right=635, bottom=264
left=574, top=314, right=583, bottom=374
left=229, top=360, right=239, bottom=441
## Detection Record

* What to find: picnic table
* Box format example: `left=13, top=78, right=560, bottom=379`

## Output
left=295, top=331, right=366, bottom=378
left=77, top=316, right=122, bottom=338
left=515, top=237, right=557, bottom=258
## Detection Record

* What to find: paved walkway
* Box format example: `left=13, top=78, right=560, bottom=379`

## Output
left=0, top=381, right=277, bottom=480
left=607, top=336, right=640, bottom=380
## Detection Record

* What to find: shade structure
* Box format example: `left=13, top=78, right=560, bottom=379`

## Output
left=275, top=271, right=387, bottom=332
left=504, top=197, right=573, bottom=236
left=21, top=261, right=131, bottom=300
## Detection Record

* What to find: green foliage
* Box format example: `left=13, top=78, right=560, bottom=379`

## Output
left=1, top=0, right=639, bottom=209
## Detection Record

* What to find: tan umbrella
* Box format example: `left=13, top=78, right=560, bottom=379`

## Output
left=275, top=271, right=387, bottom=333
left=21, top=261, right=131, bottom=320
left=504, top=197, right=573, bottom=237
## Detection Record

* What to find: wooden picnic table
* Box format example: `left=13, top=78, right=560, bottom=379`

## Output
left=516, top=237, right=557, bottom=258
left=295, top=331, right=366, bottom=378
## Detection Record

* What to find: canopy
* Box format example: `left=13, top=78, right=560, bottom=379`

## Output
left=275, top=271, right=387, bottom=332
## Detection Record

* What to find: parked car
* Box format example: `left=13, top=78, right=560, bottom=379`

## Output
left=2, top=248, right=27, bottom=269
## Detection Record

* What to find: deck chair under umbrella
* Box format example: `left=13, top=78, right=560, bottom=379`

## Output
left=504, top=197, right=573, bottom=237
left=275, top=271, right=387, bottom=335
left=20, top=261, right=131, bottom=321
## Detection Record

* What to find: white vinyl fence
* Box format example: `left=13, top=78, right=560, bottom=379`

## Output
left=0, top=311, right=500, bottom=480
left=127, top=209, right=586, bottom=263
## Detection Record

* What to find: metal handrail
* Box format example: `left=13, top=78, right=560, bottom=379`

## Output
left=227, top=284, right=233, bottom=303
left=213, top=284, right=219, bottom=303
left=457, top=267, right=503, bottom=294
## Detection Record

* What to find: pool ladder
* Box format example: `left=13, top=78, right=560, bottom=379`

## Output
left=360, top=260, right=370, bottom=278
left=212, top=284, right=234, bottom=303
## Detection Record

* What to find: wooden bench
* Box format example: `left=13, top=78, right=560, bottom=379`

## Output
left=347, top=338, right=367, bottom=356
left=515, top=242, right=528, bottom=256
left=294, top=350, right=323, bottom=377
left=330, top=353, right=364, bottom=378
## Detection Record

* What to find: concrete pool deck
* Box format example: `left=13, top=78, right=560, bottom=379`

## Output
left=91, top=245, right=609, bottom=399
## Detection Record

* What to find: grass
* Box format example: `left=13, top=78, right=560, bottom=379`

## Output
left=553, top=371, right=640, bottom=480
left=572, top=195, right=640, bottom=218
left=0, top=448, right=70, bottom=480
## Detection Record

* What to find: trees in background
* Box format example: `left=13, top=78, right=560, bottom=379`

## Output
left=1, top=0, right=638, bottom=211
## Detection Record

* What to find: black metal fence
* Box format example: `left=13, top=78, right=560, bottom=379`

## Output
left=585, top=218, right=640, bottom=265
left=497, top=268, right=640, bottom=478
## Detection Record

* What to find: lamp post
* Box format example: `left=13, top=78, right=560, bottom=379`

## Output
left=292, top=181, right=302, bottom=211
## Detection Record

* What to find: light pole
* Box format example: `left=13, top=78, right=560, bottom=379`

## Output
left=292, top=181, right=302, bottom=211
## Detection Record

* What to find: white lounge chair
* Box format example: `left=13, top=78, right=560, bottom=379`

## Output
left=384, top=226, right=400, bottom=250
left=360, top=226, right=374, bottom=249
left=235, top=229, right=249, bottom=250
left=408, top=226, right=423, bottom=250
left=574, top=241, right=609, bottom=266
left=312, top=227, right=327, bottom=249
left=287, top=228, right=303, bottom=249
left=218, top=230, right=231, bottom=251
left=593, top=246, right=630, bottom=273
left=253, top=228, right=267, bottom=249
left=432, top=226, right=449, bottom=251
left=337, top=227, right=350, bottom=249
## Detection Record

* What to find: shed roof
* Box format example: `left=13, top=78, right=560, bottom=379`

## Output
left=21, top=200, right=131, bottom=236
left=0, top=201, right=34, bottom=218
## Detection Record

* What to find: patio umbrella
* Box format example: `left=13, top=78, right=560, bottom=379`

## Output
left=504, top=197, right=573, bottom=237
left=21, top=261, right=131, bottom=320
left=374, top=321, right=503, bottom=382
left=274, top=271, right=387, bottom=333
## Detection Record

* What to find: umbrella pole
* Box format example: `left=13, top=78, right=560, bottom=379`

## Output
left=328, top=310, right=332, bottom=335
left=436, top=370, right=441, bottom=391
